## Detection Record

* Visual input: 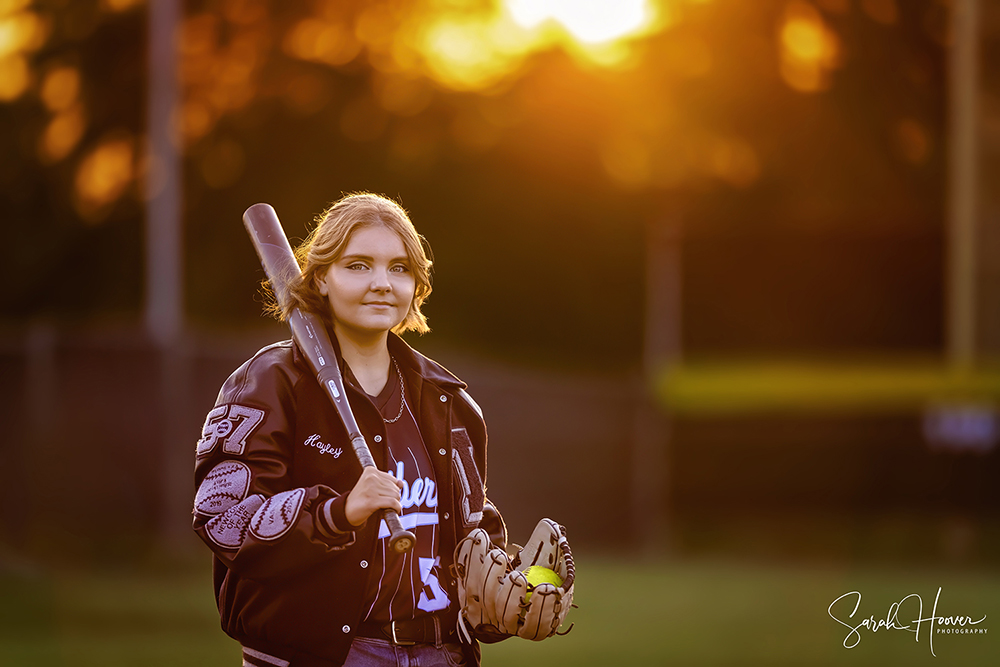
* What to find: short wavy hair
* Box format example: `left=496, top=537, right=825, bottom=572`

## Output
left=267, top=192, right=433, bottom=335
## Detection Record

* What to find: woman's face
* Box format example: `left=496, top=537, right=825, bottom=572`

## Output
left=317, top=224, right=416, bottom=342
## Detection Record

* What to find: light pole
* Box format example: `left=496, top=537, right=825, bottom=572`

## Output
left=946, top=0, right=980, bottom=368
left=146, top=0, right=191, bottom=554
left=632, top=215, right=682, bottom=552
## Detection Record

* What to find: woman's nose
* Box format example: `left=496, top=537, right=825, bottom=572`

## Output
left=370, top=268, right=391, bottom=291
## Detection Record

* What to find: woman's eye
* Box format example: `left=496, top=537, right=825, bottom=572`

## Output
left=390, top=264, right=409, bottom=273
left=347, top=263, right=368, bottom=271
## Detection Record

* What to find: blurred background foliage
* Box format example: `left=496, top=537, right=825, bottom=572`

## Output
left=1, top=0, right=951, bottom=364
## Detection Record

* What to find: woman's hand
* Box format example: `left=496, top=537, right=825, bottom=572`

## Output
left=344, top=467, right=405, bottom=527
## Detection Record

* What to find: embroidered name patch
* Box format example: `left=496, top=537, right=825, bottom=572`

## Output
left=195, top=460, right=251, bottom=517
left=304, top=433, right=342, bottom=457
left=250, top=488, right=306, bottom=541
left=206, top=494, right=264, bottom=549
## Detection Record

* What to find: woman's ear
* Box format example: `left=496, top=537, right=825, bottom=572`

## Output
left=315, top=269, right=329, bottom=296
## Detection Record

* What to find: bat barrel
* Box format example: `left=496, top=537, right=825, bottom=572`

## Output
left=243, top=203, right=299, bottom=311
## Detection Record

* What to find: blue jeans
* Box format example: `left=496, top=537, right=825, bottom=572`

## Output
left=342, top=637, right=467, bottom=667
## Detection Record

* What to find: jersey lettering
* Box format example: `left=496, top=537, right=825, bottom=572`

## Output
left=391, top=460, right=437, bottom=510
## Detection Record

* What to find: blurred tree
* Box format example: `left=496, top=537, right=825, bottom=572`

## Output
left=1, top=0, right=950, bottom=365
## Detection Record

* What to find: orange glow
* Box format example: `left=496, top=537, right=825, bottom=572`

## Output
left=180, top=99, right=213, bottom=146
left=222, top=0, right=267, bottom=26
left=450, top=106, right=501, bottom=153
left=816, top=0, right=849, bottom=12
left=506, top=0, right=653, bottom=45
left=414, top=0, right=661, bottom=92
left=601, top=133, right=652, bottom=189
left=779, top=1, right=840, bottom=93
left=39, top=104, right=86, bottom=163
left=388, top=123, right=442, bottom=169
left=0, top=9, right=49, bottom=59
left=40, top=66, right=80, bottom=111
left=861, top=0, right=898, bottom=25
left=282, top=0, right=669, bottom=93
left=282, top=72, right=333, bottom=116
left=100, top=0, right=144, bottom=11
left=356, top=5, right=403, bottom=57
left=710, top=137, right=760, bottom=188
left=662, top=34, right=712, bottom=78
left=283, top=18, right=360, bottom=66
left=74, top=136, right=135, bottom=221
left=783, top=20, right=826, bottom=62
left=0, top=0, right=33, bottom=14
left=374, top=74, right=433, bottom=117
left=180, top=12, right=268, bottom=151
left=0, top=4, right=47, bottom=101
left=418, top=15, right=530, bottom=91
left=895, top=118, right=930, bottom=164
left=0, top=53, right=28, bottom=100
left=180, top=13, right=218, bottom=58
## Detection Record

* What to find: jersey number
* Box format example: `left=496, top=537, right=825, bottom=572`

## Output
left=197, top=404, right=265, bottom=456
left=417, top=557, right=450, bottom=613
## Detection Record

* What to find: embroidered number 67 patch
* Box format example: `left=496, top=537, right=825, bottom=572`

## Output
left=197, top=404, right=265, bottom=457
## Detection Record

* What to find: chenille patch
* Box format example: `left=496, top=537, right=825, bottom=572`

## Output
left=250, top=488, right=306, bottom=541
left=194, top=460, right=252, bottom=517
left=197, top=404, right=266, bottom=457
left=206, top=494, right=264, bottom=549
left=451, top=427, right=484, bottom=528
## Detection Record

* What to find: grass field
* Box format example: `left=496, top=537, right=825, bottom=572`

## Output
left=1, top=553, right=996, bottom=667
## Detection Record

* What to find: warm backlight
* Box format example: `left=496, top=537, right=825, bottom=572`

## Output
left=506, top=0, right=653, bottom=45
left=415, top=0, right=661, bottom=91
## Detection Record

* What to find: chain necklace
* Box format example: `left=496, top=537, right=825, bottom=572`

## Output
left=383, top=356, right=406, bottom=424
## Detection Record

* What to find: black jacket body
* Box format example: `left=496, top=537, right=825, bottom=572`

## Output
left=193, top=333, right=506, bottom=666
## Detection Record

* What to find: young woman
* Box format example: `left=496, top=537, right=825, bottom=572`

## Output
left=192, top=193, right=507, bottom=667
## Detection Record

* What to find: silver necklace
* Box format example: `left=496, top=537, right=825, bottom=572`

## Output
left=383, top=356, right=406, bottom=424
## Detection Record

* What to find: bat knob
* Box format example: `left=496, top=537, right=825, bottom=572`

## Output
left=389, top=530, right=416, bottom=554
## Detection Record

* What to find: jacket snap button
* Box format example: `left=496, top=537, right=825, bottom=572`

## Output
left=373, top=435, right=382, bottom=443
left=342, top=625, right=351, bottom=633
left=439, top=395, right=447, bottom=402
left=438, top=448, right=446, bottom=456
left=360, top=560, right=368, bottom=568
left=444, top=512, right=450, bottom=520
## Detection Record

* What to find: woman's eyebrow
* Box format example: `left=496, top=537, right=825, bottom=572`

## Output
left=340, top=253, right=409, bottom=263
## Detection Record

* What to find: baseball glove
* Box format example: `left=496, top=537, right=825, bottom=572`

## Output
left=453, top=518, right=575, bottom=642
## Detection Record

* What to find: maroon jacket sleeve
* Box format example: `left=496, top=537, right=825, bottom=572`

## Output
left=192, top=343, right=356, bottom=579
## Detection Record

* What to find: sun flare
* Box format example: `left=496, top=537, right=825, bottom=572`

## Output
left=413, top=0, right=661, bottom=91
left=506, top=0, right=654, bottom=45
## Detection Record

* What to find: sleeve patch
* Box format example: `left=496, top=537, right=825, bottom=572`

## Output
left=250, top=488, right=306, bottom=541
left=206, top=494, right=264, bottom=549
left=197, top=403, right=266, bottom=457
left=194, top=460, right=252, bottom=517
left=451, top=427, right=484, bottom=528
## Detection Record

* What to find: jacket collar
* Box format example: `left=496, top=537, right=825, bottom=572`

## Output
left=291, top=327, right=467, bottom=392
left=386, top=332, right=467, bottom=391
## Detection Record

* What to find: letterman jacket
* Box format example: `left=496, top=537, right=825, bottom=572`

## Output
left=192, top=332, right=507, bottom=667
